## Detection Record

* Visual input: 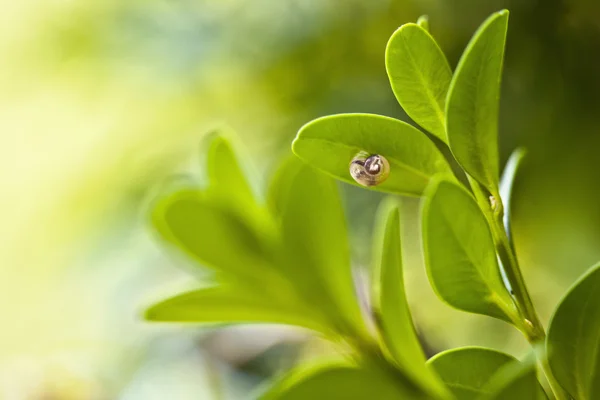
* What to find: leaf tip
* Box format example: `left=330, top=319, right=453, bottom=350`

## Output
left=416, top=15, right=429, bottom=31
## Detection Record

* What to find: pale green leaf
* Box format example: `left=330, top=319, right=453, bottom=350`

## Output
left=206, top=131, right=256, bottom=209
left=422, top=179, right=517, bottom=323
left=446, top=10, right=509, bottom=195
left=386, top=23, right=452, bottom=142
left=547, top=262, right=600, bottom=400
left=499, top=148, right=526, bottom=241
left=427, top=347, right=516, bottom=400
left=277, top=161, right=366, bottom=337
left=417, top=15, right=429, bottom=31
left=480, top=357, right=547, bottom=400
left=293, top=113, right=453, bottom=196
left=371, top=199, right=450, bottom=399
left=145, top=285, right=331, bottom=333
left=152, top=190, right=275, bottom=284
left=262, top=361, right=427, bottom=400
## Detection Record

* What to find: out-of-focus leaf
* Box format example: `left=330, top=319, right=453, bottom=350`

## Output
left=386, top=23, right=452, bottom=142
left=417, top=15, right=429, bottom=31
left=152, top=190, right=274, bottom=283
left=427, top=347, right=516, bottom=400
left=547, top=262, right=600, bottom=400
left=422, top=179, right=517, bottom=323
left=371, top=200, right=450, bottom=399
left=267, top=156, right=303, bottom=218
left=144, top=285, right=331, bottom=333
left=499, top=148, right=527, bottom=240
left=293, top=113, right=453, bottom=196
left=262, top=361, right=427, bottom=400
left=446, top=10, right=509, bottom=196
left=277, top=161, right=366, bottom=337
left=480, top=357, right=547, bottom=400
left=206, top=131, right=256, bottom=210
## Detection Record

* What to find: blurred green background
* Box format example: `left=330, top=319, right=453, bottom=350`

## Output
left=2, top=0, right=599, bottom=398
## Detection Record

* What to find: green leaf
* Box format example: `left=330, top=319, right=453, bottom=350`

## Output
left=446, top=10, right=509, bottom=196
left=480, top=357, right=548, bottom=400
left=427, top=347, right=516, bottom=400
left=371, top=200, right=449, bottom=399
left=152, top=190, right=274, bottom=283
left=267, top=156, right=303, bottom=218
left=277, top=161, right=366, bottom=337
left=499, top=148, right=526, bottom=241
left=422, top=179, right=517, bottom=323
left=417, top=15, right=429, bottom=31
left=386, top=23, right=452, bottom=142
left=293, top=113, right=453, bottom=196
left=145, top=285, right=331, bottom=333
left=206, top=131, right=256, bottom=210
left=547, top=262, right=600, bottom=400
left=262, top=361, right=427, bottom=400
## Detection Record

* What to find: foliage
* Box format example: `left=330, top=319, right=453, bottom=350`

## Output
left=145, top=10, right=597, bottom=400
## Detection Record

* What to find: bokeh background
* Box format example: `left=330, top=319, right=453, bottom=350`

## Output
left=2, top=0, right=599, bottom=398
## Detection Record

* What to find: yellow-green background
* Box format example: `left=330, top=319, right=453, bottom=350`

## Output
left=1, top=0, right=599, bottom=398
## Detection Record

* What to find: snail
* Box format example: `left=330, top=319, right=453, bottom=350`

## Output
left=349, top=151, right=390, bottom=187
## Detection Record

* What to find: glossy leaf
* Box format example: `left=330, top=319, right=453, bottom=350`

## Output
left=371, top=200, right=449, bottom=399
left=446, top=10, right=509, bottom=195
left=499, top=148, right=526, bottom=241
left=262, top=361, right=427, bottom=400
left=480, top=357, right=547, bottom=400
left=277, top=161, right=366, bottom=336
left=293, top=113, right=453, bottom=196
left=422, top=179, right=517, bottom=322
left=427, top=347, right=516, bottom=400
left=145, top=285, right=330, bottom=333
left=547, top=262, right=600, bottom=400
left=152, top=190, right=274, bottom=283
left=386, top=23, right=452, bottom=142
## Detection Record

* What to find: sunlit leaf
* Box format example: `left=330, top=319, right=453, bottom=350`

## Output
left=277, top=161, right=366, bottom=337
left=386, top=23, right=452, bottom=142
left=206, top=131, right=257, bottom=210
left=293, top=113, right=453, bottom=196
left=422, top=179, right=518, bottom=323
left=371, top=200, right=449, bottom=399
left=262, top=361, right=427, bottom=400
left=446, top=10, right=509, bottom=196
left=152, top=190, right=275, bottom=283
left=417, top=15, right=429, bottom=31
left=499, top=148, right=527, bottom=241
left=145, top=285, right=331, bottom=333
left=480, top=356, right=547, bottom=400
left=427, top=347, right=516, bottom=399
left=547, top=262, right=600, bottom=400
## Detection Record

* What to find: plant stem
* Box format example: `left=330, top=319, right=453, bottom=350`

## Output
left=467, top=177, right=570, bottom=400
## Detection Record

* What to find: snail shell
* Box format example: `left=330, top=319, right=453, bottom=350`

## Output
left=349, top=152, right=390, bottom=187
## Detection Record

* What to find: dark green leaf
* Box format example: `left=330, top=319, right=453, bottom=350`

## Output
left=293, top=113, right=453, bottom=196
left=262, top=361, right=427, bottom=400
left=446, top=10, right=509, bottom=196
left=422, top=179, right=518, bottom=323
left=547, top=262, right=600, bottom=400
left=386, top=23, right=452, bottom=142
left=371, top=200, right=450, bottom=399
left=428, top=347, right=516, bottom=400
